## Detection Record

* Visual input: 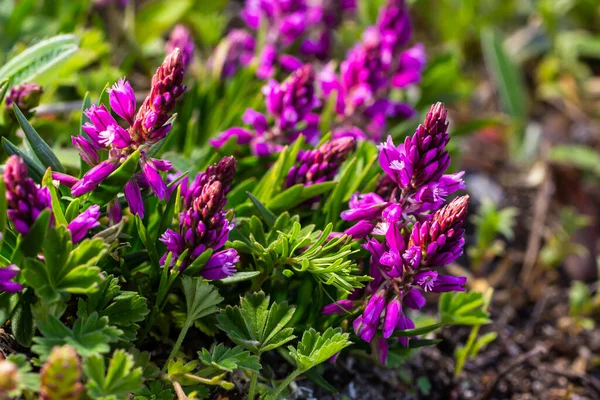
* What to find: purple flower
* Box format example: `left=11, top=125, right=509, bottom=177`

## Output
left=166, top=25, right=195, bottom=71
left=322, top=299, right=354, bottom=315
left=215, top=29, right=256, bottom=78
left=4, top=156, right=52, bottom=235
left=201, top=249, right=239, bottom=280
left=107, top=78, right=136, bottom=123
left=71, top=161, right=118, bottom=197
left=212, top=65, right=319, bottom=157
left=67, top=205, right=101, bottom=243
left=286, top=137, right=355, bottom=188
left=160, top=157, right=238, bottom=278
left=0, top=265, right=23, bottom=293
left=382, top=297, right=401, bottom=338
left=376, top=337, right=388, bottom=364
left=59, top=51, right=186, bottom=217
left=4, top=82, right=43, bottom=119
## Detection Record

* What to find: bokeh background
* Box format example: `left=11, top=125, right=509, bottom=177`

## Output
left=0, top=0, right=599, bottom=398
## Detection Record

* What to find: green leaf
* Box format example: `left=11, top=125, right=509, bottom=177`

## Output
left=439, top=291, right=492, bottom=326
left=181, top=276, right=223, bottom=323
left=216, top=292, right=296, bottom=354
left=84, top=349, right=143, bottom=400
left=11, top=295, right=35, bottom=347
left=32, top=312, right=123, bottom=361
left=14, top=105, right=64, bottom=173
left=247, top=192, right=277, bottom=228
left=42, top=168, right=67, bottom=226
left=89, top=150, right=141, bottom=205
left=0, top=34, right=79, bottom=84
left=394, top=322, right=444, bottom=337
left=198, top=344, right=261, bottom=373
left=218, top=271, right=261, bottom=284
left=79, top=276, right=149, bottom=341
left=288, top=328, right=351, bottom=372
left=2, top=137, right=45, bottom=181
left=22, top=227, right=106, bottom=303
left=6, top=353, right=40, bottom=397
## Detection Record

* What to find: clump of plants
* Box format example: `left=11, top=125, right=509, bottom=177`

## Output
left=0, top=1, right=483, bottom=398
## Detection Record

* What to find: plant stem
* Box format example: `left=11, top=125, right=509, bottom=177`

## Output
left=248, top=371, right=258, bottom=400
left=162, top=321, right=192, bottom=373
left=270, top=369, right=302, bottom=399
left=172, top=381, right=188, bottom=400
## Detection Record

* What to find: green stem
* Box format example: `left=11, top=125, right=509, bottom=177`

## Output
left=248, top=371, right=258, bottom=400
left=162, top=321, right=192, bottom=373
left=454, top=324, right=480, bottom=378
left=270, top=369, right=302, bottom=399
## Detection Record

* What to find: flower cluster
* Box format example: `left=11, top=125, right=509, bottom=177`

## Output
left=324, top=102, right=467, bottom=362
left=215, top=29, right=256, bottom=78
left=320, top=0, right=426, bottom=141
left=3, top=82, right=43, bottom=121
left=341, top=102, right=464, bottom=238
left=59, top=50, right=186, bottom=218
left=160, top=156, right=238, bottom=280
left=211, top=64, right=320, bottom=156
left=4, top=156, right=101, bottom=244
left=241, top=0, right=355, bottom=78
left=166, top=25, right=195, bottom=71
left=286, top=136, right=356, bottom=188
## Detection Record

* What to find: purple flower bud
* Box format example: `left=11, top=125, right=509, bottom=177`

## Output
left=242, top=109, right=269, bottom=134
left=376, top=337, right=388, bottom=365
left=391, top=43, right=426, bottom=88
left=322, top=299, right=354, bottom=315
left=4, top=156, right=52, bottom=235
left=286, top=137, right=356, bottom=188
left=210, top=127, right=254, bottom=149
left=363, top=290, right=386, bottom=325
left=0, top=265, right=23, bottom=293
left=124, top=180, right=144, bottom=218
left=396, top=312, right=415, bottom=347
left=71, top=161, right=118, bottom=197
left=200, top=248, right=239, bottom=280
left=52, top=172, right=79, bottom=188
left=72, top=136, right=99, bottom=166
left=353, top=315, right=376, bottom=342
left=407, top=195, right=469, bottom=267
left=131, top=49, right=185, bottom=143
left=166, top=25, right=195, bottom=70
left=4, top=82, right=43, bottom=118
left=141, top=159, right=167, bottom=200
left=344, top=219, right=377, bottom=239
left=382, top=297, right=401, bottom=338
left=68, top=205, right=101, bottom=243
left=108, top=78, right=136, bottom=122
left=218, top=29, right=255, bottom=78
left=403, top=288, right=425, bottom=310
left=430, top=275, right=467, bottom=293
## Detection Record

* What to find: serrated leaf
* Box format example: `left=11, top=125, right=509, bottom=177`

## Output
left=14, top=105, right=64, bottom=173
left=288, top=328, right=351, bottom=372
left=181, top=276, right=223, bottom=323
left=22, top=227, right=106, bottom=303
left=216, top=292, right=296, bottom=354
left=198, top=344, right=261, bottom=372
left=84, top=349, right=143, bottom=399
left=32, top=312, right=122, bottom=361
